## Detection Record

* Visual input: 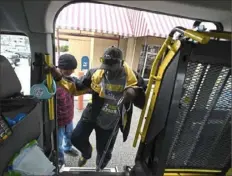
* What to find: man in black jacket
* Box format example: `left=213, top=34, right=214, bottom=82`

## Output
left=49, top=46, right=146, bottom=169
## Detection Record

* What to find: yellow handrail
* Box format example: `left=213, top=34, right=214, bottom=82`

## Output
left=184, top=30, right=210, bottom=44
left=45, top=54, right=55, bottom=120
left=133, top=36, right=172, bottom=147
left=141, top=40, right=181, bottom=143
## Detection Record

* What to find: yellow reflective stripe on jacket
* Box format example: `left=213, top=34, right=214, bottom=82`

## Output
left=91, top=69, right=104, bottom=97
left=123, top=113, right=128, bottom=129
left=88, top=95, right=93, bottom=103
left=91, top=62, right=138, bottom=97
left=57, top=78, right=89, bottom=96
left=123, top=62, right=138, bottom=88
left=105, top=84, right=124, bottom=92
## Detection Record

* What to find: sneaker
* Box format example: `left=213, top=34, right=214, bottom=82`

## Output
left=58, top=159, right=65, bottom=168
left=64, top=148, right=79, bottom=157
left=78, top=156, right=88, bottom=167
left=78, top=145, right=93, bottom=167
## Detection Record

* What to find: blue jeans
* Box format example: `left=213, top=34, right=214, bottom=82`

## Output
left=58, top=121, right=73, bottom=162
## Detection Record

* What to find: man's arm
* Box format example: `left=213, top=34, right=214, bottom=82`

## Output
left=131, top=71, right=147, bottom=109
left=56, top=77, right=88, bottom=96
left=123, top=71, right=147, bottom=109
left=50, top=68, right=96, bottom=96
left=79, top=68, right=97, bottom=88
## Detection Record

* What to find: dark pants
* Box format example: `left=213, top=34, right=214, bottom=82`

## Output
left=71, top=120, right=119, bottom=169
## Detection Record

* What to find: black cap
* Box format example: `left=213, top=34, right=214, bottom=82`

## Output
left=100, top=46, right=123, bottom=70
left=58, top=54, right=77, bottom=70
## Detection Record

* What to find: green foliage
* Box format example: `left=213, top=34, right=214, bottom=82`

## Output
left=55, top=45, right=69, bottom=52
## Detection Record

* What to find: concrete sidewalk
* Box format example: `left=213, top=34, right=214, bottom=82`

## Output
left=64, top=100, right=141, bottom=171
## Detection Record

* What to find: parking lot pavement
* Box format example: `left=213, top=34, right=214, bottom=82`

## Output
left=64, top=100, right=141, bottom=171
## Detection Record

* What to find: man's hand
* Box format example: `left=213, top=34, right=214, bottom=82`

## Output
left=44, top=65, right=62, bottom=81
left=122, top=87, right=137, bottom=104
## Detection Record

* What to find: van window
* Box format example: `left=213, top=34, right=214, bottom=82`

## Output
left=0, top=34, right=31, bottom=95
left=193, top=21, right=218, bottom=32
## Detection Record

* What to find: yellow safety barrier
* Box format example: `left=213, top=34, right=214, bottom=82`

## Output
left=131, top=28, right=232, bottom=176
left=45, top=54, right=55, bottom=120
left=133, top=27, right=231, bottom=148
left=133, top=27, right=231, bottom=176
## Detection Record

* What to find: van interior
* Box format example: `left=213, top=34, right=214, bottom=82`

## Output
left=0, top=0, right=231, bottom=176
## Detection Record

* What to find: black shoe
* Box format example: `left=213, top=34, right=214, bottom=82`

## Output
left=58, top=159, right=65, bottom=168
left=64, top=148, right=79, bottom=157
left=78, top=145, right=93, bottom=167
left=78, top=156, right=88, bottom=167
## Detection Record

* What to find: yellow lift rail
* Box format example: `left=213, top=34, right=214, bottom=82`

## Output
left=133, top=26, right=231, bottom=176
left=133, top=36, right=172, bottom=147
left=133, top=27, right=232, bottom=147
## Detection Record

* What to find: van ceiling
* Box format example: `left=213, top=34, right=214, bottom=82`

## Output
left=100, top=1, right=231, bottom=29
left=174, top=1, right=231, bottom=11
left=0, top=0, right=231, bottom=34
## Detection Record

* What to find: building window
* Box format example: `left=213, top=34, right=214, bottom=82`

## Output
left=0, top=34, right=31, bottom=95
left=137, top=44, right=161, bottom=79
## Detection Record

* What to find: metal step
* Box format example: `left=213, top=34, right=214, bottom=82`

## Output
left=59, top=166, right=126, bottom=176
left=59, top=172, right=126, bottom=176
left=60, top=166, right=118, bottom=173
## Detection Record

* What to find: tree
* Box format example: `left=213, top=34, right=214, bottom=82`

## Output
left=55, top=45, right=69, bottom=52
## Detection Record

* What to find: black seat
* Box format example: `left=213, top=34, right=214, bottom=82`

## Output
left=0, top=55, right=21, bottom=99
left=135, top=37, right=231, bottom=176
left=0, top=55, right=43, bottom=175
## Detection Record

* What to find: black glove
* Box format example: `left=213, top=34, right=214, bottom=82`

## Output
left=122, top=87, right=137, bottom=104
